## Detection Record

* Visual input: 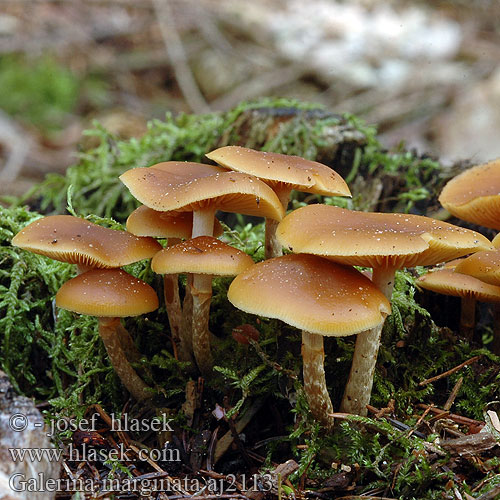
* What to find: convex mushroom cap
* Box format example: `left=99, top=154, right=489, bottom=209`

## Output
left=120, top=163, right=285, bottom=220
left=455, top=249, right=500, bottom=286
left=152, top=236, right=254, bottom=276
left=12, top=215, right=161, bottom=268
left=206, top=146, right=351, bottom=197
left=56, top=268, right=159, bottom=317
left=439, top=158, right=500, bottom=229
left=228, top=254, right=391, bottom=336
left=417, top=266, right=500, bottom=303
left=276, top=205, right=494, bottom=268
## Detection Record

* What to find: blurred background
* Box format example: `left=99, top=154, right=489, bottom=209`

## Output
left=0, top=0, right=499, bottom=198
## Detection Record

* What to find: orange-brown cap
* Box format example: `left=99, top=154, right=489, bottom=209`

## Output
left=56, top=269, right=159, bottom=317
left=228, top=254, right=391, bottom=337
left=126, top=205, right=224, bottom=239
left=12, top=215, right=162, bottom=268
left=455, top=249, right=500, bottom=286
left=120, top=168, right=285, bottom=221
left=438, top=159, right=500, bottom=229
left=151, top=236, right=254, bottom=276
left=206, top=146, right=351, bottom=197
left=276, top=205, right=493, bottom=269
left=417, top=267, right=500, bottom=303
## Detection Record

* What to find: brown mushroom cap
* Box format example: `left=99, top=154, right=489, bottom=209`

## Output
left=228, top=254, right=391, bottom=337
left=438, top=159, right=500, bottom=229
left=56, top=269, right=159, bottom=317
left=454, top=249, right=500, bottom=286
left=12, top=215, right=162, bottom=268
left=276, top=205, right=493, bottom=268
left=126, top=205, right=224, bottom=239
left=120, top=167, right=285, bottom=221
left=151, top=236, right=254, bottom=276
left=206, top=146, right=351, bottom=197
left=417, top=267, right=500, bottom=302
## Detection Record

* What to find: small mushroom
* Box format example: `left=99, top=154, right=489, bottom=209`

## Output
left=152, top=236, right=254, bottom=375
left=126, top=205, right=223, bottom=364
left=206, top=146, right=351, bottom=259
left=276, top=204, right=494, bottom=415
left=417, top=262, right=500, bottom=340
left=228, top=254, right=390, bottom=429
left=455, top=249, right=500, bottom=354
left=439, top=158, right=500, bottom=229
left=12, top=214, right=161, bottom=361
left=56, top=269, right=159, bottom=401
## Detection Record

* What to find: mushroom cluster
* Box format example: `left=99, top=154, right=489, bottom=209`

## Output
left=12, top=147, right=497, bottom=429
left=417, top=157, right=500, bottom=354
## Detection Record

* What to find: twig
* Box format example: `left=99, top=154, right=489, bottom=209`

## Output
left=418, top=356, right=481, bottom=386
left=416, top=404, right=485, bottom=428
left=443, top=376, right=463, bottom=411
left=152, top=0, right=210, bottom=113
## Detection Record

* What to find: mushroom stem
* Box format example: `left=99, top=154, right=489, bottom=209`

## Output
left=180, top=274, right=194, bottom=356
left=460, top=297, right=475, bottom=341
left=340, top=266, right=396, bottom=416
left=99, top=317, right=152, bottom=402
left=162, top=237, right=189, bottom=361
left=192, top=274, right=214, bottom=376
left=301, top=330, right=334, bottom=429
left=265, top=186, right=292, bottom=260
left=191, top=207, right=216, bottom=374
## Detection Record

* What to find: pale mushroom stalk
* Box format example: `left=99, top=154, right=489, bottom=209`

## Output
left=301, top=331, right=334, bottom=429
left=341, top=265, right=396, bottom=416
left=191, top=208, right=216, bottom=375
left=99, top=318, right=151, bottom=402
left=265, top=185, right=292, bottom=259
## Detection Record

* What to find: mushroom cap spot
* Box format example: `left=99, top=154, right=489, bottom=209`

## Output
left=56, top=269, right=159, bottom=317
left=120, top=168, right=285, bottom=221
left=276, top=205, right=493, bottom=269
left=455, top=249, right=500, bottom=286
left=151, top=236, right=254, bottom=276
left=438, top=159, right=500, bottom=229
left=228, top=253, right=391, bottom=337
left=206, top=146, right=351, bottom=197
left=126, top=206, right=223, bottom=239
left=417, top=267, right=500, bottom=302
left=12, top=215, right=162, bottom=268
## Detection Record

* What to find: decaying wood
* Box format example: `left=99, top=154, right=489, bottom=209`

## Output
left=0, top=371, right=60, bottom=500
left=439, top=432, right=498, bottom=456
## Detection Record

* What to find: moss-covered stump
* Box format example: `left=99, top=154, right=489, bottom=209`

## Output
left=2, top=98, right=500, bottom=499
